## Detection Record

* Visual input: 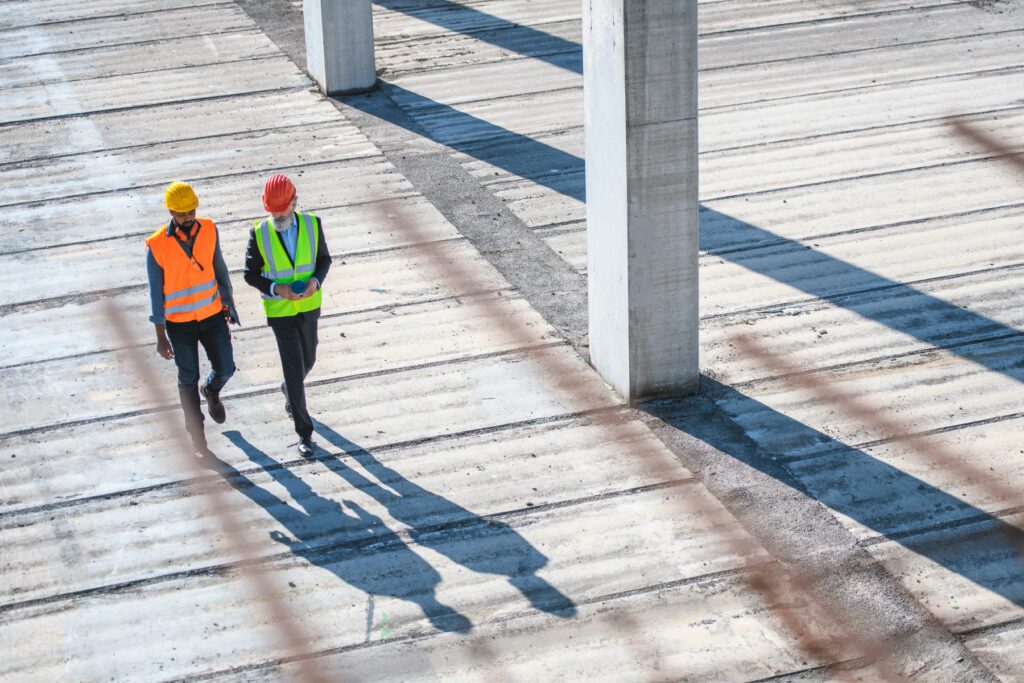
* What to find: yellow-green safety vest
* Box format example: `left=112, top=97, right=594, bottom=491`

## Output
left=254, top=212, right=323, bottom=318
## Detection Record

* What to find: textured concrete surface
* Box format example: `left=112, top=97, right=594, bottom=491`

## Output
left=2, top=0, right=1023, bottom=680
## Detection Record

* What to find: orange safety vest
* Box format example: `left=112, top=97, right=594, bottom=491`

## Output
left=146, top=218, right=223, bottom=324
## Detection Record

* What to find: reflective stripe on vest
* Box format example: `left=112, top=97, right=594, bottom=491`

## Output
left=165, top=277, right=217, bottom=304
left=165, top=287, right=219, bottom=315
left=145, top=219, right=224, bottom=324
left=254, top=212, right=323, bottom=318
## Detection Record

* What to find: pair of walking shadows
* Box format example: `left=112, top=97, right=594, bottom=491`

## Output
left=216, top=424, right=575, bottom=634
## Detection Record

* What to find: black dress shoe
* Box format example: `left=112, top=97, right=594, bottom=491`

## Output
left=281, top=381, right=292, bottom=418
left=297, top=437, right=314, bottom=458
left=200, top=383, right=226, bottom=424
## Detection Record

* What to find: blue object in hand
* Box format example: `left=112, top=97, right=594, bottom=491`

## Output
left=291, top=280, right=306, bottom=295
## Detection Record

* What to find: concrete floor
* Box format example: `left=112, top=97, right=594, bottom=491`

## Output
left=1, top=0, right=1023, bottom=680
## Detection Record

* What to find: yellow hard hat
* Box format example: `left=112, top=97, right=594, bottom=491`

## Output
left=164, top=181, right=199, bottom=212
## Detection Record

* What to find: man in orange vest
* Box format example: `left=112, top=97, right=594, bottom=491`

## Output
left=243, top=174, right=332, bottom=457
left=146, top=181, right=239, bottom=461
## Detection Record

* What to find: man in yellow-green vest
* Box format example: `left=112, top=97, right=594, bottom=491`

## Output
left=244, top=174, right=332, bottom=457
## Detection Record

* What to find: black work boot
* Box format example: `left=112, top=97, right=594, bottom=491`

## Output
left=200, top=383, right=226, bottom=424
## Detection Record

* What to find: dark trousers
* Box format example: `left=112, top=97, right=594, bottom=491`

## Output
left=269, top=309, right=320, bottom=439
left=166, top=313, right=235, bottom=448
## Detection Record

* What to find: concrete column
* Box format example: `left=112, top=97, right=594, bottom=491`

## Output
left=303, top=0, right=376, bottom=95
left=584, top=0, right=699, bottom=403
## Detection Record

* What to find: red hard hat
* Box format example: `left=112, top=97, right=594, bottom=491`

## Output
left=263, top=174, right=296, bottom=212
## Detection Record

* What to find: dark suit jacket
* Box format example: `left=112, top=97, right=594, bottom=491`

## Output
left=243, top=213, right=332, bottom=308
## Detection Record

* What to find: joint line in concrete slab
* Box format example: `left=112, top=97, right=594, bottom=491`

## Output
left=0, top=1, right=237, bottom=33
left=699, top=64, right=1024, bottom=115
left=176, top=564, right=771, bottom=682
left=2, top=26, right=258, bottom=65
left=4, top=54, right=289, bottom=95
left=0, top=288, right=511, bottom=370
left=0, top=83, right=310, bottom=130
left=700, top=261, right=1024, bottom=324
left=0, top=149, right=384, bottom=210
left=959, top=614, right=1024, bottom=641
left=0, top=238, right=475, bottom=316
left=0, top=410, right=594, bottom=521
left=0, top=477, right=695, bottom=616
left=859, top=502, right=1024, bottom=548
left=697, top=0, right=966, bottom=39
left=0, top=117, right=341, bottom=171
left=703, top=26, right=1024, bottom=75
left=732, top=331, right=1024, bottom=391
left=0, top=340, right=572, bottom=442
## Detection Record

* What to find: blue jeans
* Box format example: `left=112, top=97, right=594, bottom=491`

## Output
left=166, top=312, right=235, bottom=447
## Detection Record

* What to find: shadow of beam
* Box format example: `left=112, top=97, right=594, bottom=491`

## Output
left=346, top=83, right=1024, bottom=386
left=340, top=29, right=1024, bottom=604
left=647, top=380, right=1024, bottom=608
left=374, top=0, right=582, bottom=75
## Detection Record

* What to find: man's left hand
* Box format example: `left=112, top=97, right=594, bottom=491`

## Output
left=302, top=278, right=319, bottom=298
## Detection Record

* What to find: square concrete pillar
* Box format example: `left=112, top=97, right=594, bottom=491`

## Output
left=304, top=0, right=377, bottom=95
left=584, top=0, right=699, bottom=402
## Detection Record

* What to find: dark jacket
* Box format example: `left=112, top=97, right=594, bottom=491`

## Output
left=243, top=213, right=332, bottom=310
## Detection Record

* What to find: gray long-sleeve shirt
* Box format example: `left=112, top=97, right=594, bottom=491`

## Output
left=146, top=220, right=239, bottom=325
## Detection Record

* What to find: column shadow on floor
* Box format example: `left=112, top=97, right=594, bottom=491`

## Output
left=645, top=380, right=1024, bottom=608
left=342, top=79, right=1024, bottom=604
left=345, top=84, right=1023, bottom=386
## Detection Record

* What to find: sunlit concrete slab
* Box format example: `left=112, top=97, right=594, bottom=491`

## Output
left=714, top=335, right=1023, bottom=464
left=0, top=90, right=341, bottom=164
left=0, top=239, right=508, bottom=366
left=865, top=513, right=1024, bottom=646
left=0, top=159, right=419, bottom=252
left=1, top=345, right=617, bottom=511
left=365, top=0, right=1024, bottom=677
left=371, top=0, right=582, bottom=45
left=5, top=0, right=1024, bottom=678
left=0, top=0, right=231, bottom=29
left=0, top=485, right=765, bottom=682
left=1, top=294, right=556, bottom=433
left=469, top=107, right=1024, bottom=199
left=0, top=29, right=280, bottom=88
left=0, top=57, right=310, bottom=125
left=703, top=266, right=1024, bottom=384
left=383, top=68, right=1024, bottom=152
left=0, top=438, right=696, bottom=607
left=259, top=570, right=858, bottom=682
left=965, top=624, right=1024, bottom=680
left=0, top=4, right=254, bottom=57
left=389, top=29, right=1023, bottom=113
left=789, top=417, right=1024, bottom=543
left=0, top=123, right=379, bottom=207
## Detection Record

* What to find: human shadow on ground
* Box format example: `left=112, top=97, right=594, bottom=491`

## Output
left=220, top=430, right=472, bottom=633
left=646, top=380, right=1024, bottom=608
left=312, top=419, right=577, bottom=618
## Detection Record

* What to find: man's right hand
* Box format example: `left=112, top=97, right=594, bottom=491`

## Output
left=274, top=283, right=300, bottom=301
left=157, top=335, right=174, bottom=359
